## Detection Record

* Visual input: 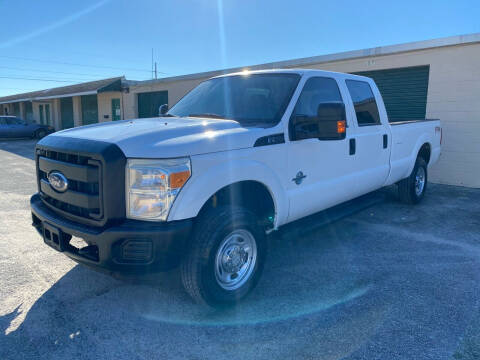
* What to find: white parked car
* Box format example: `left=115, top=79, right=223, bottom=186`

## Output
left=31, top=69, right=441, bottom=306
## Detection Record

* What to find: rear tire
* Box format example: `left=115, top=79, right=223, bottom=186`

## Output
left=181, top=205, right=266, bottom=307
left=398, top=157, right=428, bottom=204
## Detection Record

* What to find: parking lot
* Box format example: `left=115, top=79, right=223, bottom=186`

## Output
left=0, top=139, right=479, bottom=360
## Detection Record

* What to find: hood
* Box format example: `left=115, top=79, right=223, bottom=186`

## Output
left=50, top=117, right=267, bottom=158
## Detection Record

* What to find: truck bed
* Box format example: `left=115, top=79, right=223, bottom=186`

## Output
left=386, top=118, right=441, bottom=185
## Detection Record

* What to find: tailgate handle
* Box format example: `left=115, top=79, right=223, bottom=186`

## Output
left=383, top=134, right=388, bottom=149
left=349, top=138, right=356, bottom=155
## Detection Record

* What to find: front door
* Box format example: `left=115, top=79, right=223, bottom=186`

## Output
left=286, top=76, right=358, bottom=222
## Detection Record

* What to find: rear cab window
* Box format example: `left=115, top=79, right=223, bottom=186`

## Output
left=345, top=79, right=381, bottom=126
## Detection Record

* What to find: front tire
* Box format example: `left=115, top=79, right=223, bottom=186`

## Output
left=398, top=157, right=428, bottom=204
left=181, top=205, right=266, bottom=307
left=36, top=129, right=46, bottom=139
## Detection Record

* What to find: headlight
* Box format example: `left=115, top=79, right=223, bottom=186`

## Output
left=126, top=158, right=191, bottom=221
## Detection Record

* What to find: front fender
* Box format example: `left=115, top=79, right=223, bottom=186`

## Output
left=167, top=158, right=287, bottom=228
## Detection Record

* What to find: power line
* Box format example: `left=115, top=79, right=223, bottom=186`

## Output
left=0, top=65, right=113, bottom=78
left=0, top=76, right=88, bottom=83
left=0, top=87, right=41, bottom=91
left=0, top=55, right=167, bottom=74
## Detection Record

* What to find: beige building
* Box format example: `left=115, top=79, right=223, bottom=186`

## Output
left=1, top=33, right=479, bottom=188
left=0, top=77, right=125, bottom=130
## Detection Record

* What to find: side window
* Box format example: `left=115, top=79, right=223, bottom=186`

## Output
left=0, top=117, right=6, bottom=125
left=290, top=77, right=346, bottom=141
left=345, top=80, right=380, bottom=126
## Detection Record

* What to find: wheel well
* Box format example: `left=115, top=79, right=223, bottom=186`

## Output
left=199, top=181, right=275, bottom=230
left=418, top=143, right=431, bottom=164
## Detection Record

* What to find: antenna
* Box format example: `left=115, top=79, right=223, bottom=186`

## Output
left=151, top=48, right=154, bottom=79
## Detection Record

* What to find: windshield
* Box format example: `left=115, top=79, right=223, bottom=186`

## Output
left=168, top=73, right=300, bottom=127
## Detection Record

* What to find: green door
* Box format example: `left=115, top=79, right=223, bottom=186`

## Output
left=60, top=97, right=74, bottom=129
left=39, top=105, right=44, bottom=124
left=13, top=102, right=20, bottom=117
left=354, top=65, right=430, bottom=122
left=81, top=95, right=99, bottom=125
left=111, top=98, right=121, bottom=121
left=137, top=91, right=168, bottom=118
left=45, top=104, right=51, bottom=126
left=25, top=102, right=34, bottom=122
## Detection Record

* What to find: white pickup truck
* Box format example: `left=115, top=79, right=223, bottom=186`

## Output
left=31, top=69, right=441, bottom=306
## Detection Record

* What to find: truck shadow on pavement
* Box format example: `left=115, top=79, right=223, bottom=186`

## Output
left=2, top=185, right=480, bottom=360
left=0, top=218, right=384, bottom=360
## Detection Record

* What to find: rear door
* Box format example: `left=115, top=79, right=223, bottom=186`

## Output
left=286, top=76, right=358, bottom=222
left=343, top=79, right=390, bottom=194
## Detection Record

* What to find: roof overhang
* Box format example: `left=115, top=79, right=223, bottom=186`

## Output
left=0, top=77, right=124, bottom=104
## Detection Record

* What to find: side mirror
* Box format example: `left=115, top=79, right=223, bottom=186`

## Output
left=291, top=102, right=346, bottom=141
left=159, top=104, right=168, bottom=116
left=316, top=102, right=346, bottom=140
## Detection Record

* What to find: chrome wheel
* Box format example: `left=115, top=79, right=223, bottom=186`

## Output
left=214, top=229, right=257, bottom=291
left=415, top=166, right=426, bottom=196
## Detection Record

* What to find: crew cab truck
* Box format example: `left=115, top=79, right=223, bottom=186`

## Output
left=30, top=69, right=441, bottom=306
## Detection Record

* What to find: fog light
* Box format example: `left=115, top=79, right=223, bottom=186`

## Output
left=122, top=240, right=153, bottom=262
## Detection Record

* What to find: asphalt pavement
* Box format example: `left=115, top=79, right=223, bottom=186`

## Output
left=0, top=139, right=479, bottom=360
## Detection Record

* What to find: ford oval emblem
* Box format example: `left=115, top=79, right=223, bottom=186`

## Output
left=47, top=171, right=68, bottom=193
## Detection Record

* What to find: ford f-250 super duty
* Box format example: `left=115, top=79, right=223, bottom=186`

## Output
left=31, top=69, right=441, bottom=306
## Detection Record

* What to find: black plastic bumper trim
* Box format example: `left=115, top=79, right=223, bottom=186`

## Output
left=31, top=193, right=193, bottom=274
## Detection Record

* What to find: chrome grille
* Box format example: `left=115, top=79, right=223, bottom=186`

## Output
left=36, top=147, right=103, bottom=223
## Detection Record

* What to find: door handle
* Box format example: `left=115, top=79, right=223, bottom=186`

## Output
left=383, top=134, right=388, bottom=149
left=349, top=138, right=356, bottom=155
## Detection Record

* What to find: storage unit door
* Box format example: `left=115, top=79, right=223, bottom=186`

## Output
left=354, top=65, right=429, bottom=122
left=60, top=97, right=74, bottom=129
left=81, top=95, right=99, bottom=125
left=137, top=91, right=168, bottom=118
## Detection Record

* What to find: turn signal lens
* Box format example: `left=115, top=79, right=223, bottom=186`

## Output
left=170, top=170, right=191, bottom=189
left=337, top=120, right=346, bottom=134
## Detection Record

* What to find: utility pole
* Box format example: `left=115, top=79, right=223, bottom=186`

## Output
left=155, top=62, right=158, bottom=79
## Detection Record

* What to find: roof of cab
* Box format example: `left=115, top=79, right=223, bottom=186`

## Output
left=212, top=68, right=373, bottom=82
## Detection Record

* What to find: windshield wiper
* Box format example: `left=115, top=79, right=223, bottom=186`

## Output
left=188, top=113, right=225, bottom=119
left=161, top=113, right=176, bottom=117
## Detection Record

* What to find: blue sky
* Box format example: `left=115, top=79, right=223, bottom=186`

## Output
left=0, top=0, right=479, bottom=97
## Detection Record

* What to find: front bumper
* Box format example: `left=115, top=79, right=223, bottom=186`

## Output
left=30, top=193, right=193, bottom=274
